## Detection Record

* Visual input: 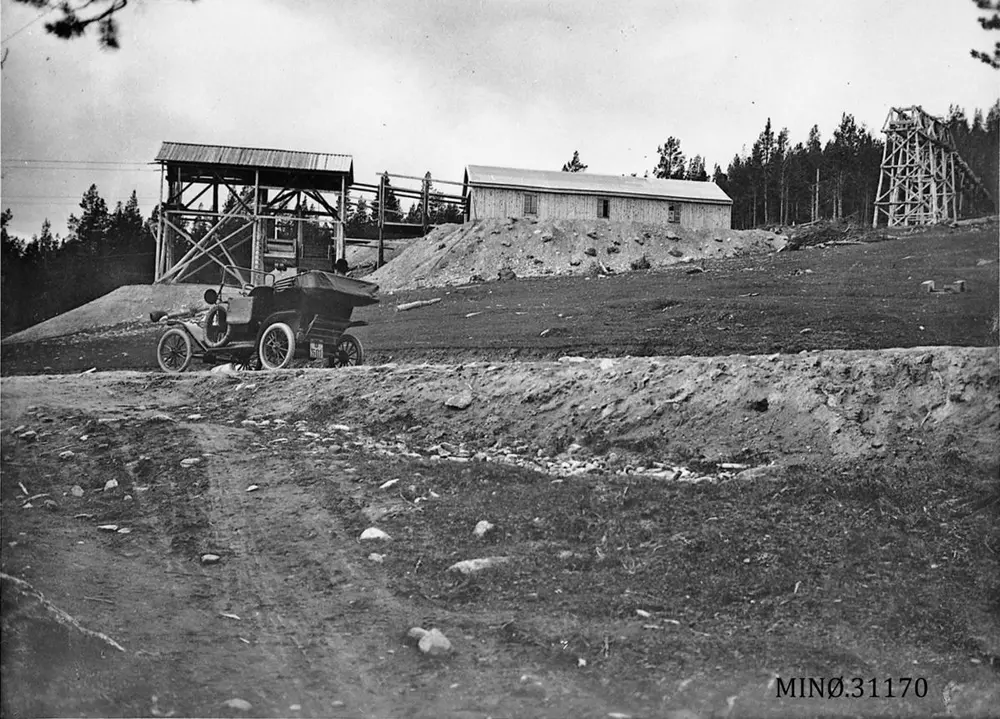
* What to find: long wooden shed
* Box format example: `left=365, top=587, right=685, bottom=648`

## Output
left=463, top=165, right=732, bottom=230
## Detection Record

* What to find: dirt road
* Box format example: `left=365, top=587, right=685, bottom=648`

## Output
left=3, top=346, right=998, bottom=718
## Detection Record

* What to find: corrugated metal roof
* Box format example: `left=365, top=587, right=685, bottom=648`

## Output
left=465, top=165, right=732, bottom=204
left=155, top=141, right=353, bottom=175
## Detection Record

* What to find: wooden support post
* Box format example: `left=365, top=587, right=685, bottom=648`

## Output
left=377, top=172, right=386, bottom=269
left=422, top=171, right=431, bottom=237
left=338, top=176, right=346, bottom=263
left=251, top=170, right=263, bottom=279
left=155, top=162, right=165, bottom=279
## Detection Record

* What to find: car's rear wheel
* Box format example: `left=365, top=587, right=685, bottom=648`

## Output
left=258, top=321, right=296, bottom=370
left=157, top=328, right=193, bottom=373
left=327, top=333, right=364, bottom=367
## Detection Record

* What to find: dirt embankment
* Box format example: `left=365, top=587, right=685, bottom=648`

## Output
left=366, top=218, right=787, bottom=292
left=8, top=345, right=991, bottom=472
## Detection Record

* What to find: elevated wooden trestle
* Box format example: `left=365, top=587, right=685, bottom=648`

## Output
left=872, top=106, right=991, bottom=227
left=153, top=142, right=469, bottom=281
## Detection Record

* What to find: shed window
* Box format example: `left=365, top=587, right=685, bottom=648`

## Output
left=523, top=193, right=538, bottom=216
left=597, top=198, right=610, bottom=219
left=668, top=203, right=680, bottom=223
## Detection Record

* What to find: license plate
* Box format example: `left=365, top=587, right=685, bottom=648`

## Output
left=309, top=341, right=324, bottom=359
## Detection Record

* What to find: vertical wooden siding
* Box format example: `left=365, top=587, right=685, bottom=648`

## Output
left=470, top=188, right=731, bottom=229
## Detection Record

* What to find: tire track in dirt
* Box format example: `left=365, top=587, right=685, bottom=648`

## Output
left=191, top=422, right=396, bottom=718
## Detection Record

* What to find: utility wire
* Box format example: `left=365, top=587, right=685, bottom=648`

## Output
left=2, top=159, right=154, bottom=165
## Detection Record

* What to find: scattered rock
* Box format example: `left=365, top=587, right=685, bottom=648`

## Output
left=498, top=267, right=517, bottom=281
left=685, top=266, right=704, bottom=274
left=12, top=424, right=26, bottom=434
left=586, top=230, right=599, bottom=239
left=799, top=328, right=814, bottom=334
left=473, top=520, right=495, bottom=538
left=445, top=389, right=474, bottom=410
left=541, top=233, right=554, bottom=242
left=97, top=524, right=119, bottom=532
left=359, top=527, right=391, bottom=541
left=408, top=627, right=452, bottom=656
left=222, top=698, right=252, bottom=712
left=368, top=552, right=385, bottom=563
left=18, top=430, right=37, bottom=442
left=668, top=249, right=684, bottom=258
left=584, top=247, right=597, bottom=257
left=103, top=479, right=119, bottom=492
left=665, top=231, right=681, bottom=240
left=246, top=485, right=260, bottom=493
left=201, top=553, right=222, bottom=564
left=448, top=556, right=510, bottom=575
left=380, top=478, right=399, bottom=490
left=569, top=259, right=582, bottom=266
left=606, top=245, right=620, bottom=254
left=517, top=674, right=546, bottom=698
left=180, top=457, right=202, bottom=468
left=59, top=450, right=75, bottom=460
left=186, top=413, right=203, bottom=420
left=630, top=255, right=651, bottom=271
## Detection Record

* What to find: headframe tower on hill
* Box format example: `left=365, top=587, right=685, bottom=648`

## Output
left=872, top=106, right=991, bottom=227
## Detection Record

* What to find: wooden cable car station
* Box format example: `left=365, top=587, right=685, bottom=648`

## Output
left=152, top=141, right=468, bottom=284
left=153, top=142, right=354, bottom=285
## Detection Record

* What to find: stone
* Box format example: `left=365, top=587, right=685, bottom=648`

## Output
left=447, top=556, right=510, bottom=575
left=379, top=478, right=399, bottom=490
left=97, top=524, right=119, bottom=532
left=201, top=553, right=222, bottom=564
left=445, top=390, right=474, bottom=410
left=368, top=553, right=385, bottom=563
left=223, top=698, right=252, bottom=712
left=180, top=457, right=202, bottom=468
left=104, top=479, right=119, bottom=492
left=584, top=247, right=597, bottom=256
left=359, top=527, right=391, bottom=541
left=473, top=520, right=495, bottom=538
left=668, top=249, right=684, bottom=258
left=409, top=627, right=452, bottom=656
left=19, top=430, right=37, bottom=442
left=70, top=485, right=84, bottom=497
left=59, top=450, right=75, bottom=460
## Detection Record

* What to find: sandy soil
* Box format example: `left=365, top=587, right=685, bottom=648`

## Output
left=3, top=283, right=215, bottom=345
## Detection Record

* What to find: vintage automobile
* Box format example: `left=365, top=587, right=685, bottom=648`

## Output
left=154, top=265, right=379, bottom=372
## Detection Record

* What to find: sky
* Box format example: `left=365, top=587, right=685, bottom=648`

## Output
left=1, top=0, right=997, bottom=240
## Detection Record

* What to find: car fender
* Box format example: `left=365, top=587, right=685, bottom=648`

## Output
left=255, top=311, right=301, bottom=346
left=165, top=319, right=209, bottom=352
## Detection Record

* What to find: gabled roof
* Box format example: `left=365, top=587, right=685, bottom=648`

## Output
left=464, top=165, right=731, bottom=205
left=155, top=141, right=353, bottom=176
